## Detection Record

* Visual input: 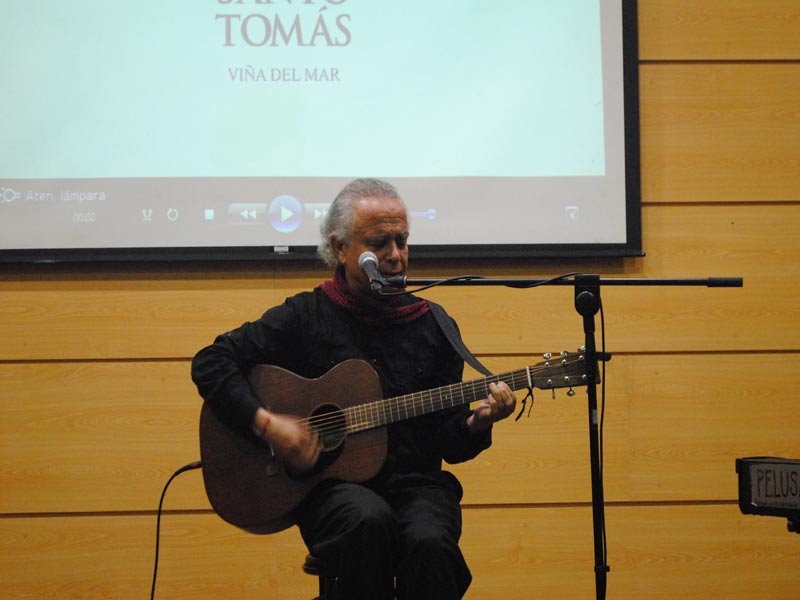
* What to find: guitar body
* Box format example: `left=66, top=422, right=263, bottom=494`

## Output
left=199, top=359, right=387, bottom=534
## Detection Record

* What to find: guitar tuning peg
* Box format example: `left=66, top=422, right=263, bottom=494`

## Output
left=543, top=352, right=552, bottom=359
left=560, top=350, right=569, bottom=357
left=578, top=346, right=586, bottom=352
left=567, top=387, right=576, bottom=397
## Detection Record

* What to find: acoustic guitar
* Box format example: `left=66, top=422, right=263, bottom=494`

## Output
left=200, top=351, right=590, bottom=534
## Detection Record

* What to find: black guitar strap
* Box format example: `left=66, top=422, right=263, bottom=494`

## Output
left=428, top=301, right=493, bottom=377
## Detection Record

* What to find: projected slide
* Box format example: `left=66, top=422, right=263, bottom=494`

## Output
left=0, top=1, right=638, bottom=259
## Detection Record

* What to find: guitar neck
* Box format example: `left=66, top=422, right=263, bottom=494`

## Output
left=345, top=367, right=532, bottom=434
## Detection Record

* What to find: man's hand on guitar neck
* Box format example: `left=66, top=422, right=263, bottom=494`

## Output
left=252, top=407, right=321, bottom=474
left=466, top=381, right=517, bottom=434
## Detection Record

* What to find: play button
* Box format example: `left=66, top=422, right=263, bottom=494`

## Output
left=269, top=195, right=303, bottom=233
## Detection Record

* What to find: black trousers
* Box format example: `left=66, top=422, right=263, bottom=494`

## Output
left=294, top=471, right=471, bottom=600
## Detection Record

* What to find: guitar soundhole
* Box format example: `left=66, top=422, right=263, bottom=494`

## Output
left=312, top=403, right=346, bottom=452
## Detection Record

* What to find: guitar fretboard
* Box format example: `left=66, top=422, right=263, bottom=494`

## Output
left=343, top=366, right=539, bottom=434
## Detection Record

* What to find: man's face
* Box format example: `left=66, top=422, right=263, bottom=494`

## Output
left=332, top=196, right=409, bottom=293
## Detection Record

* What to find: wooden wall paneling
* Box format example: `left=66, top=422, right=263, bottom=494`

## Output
left=0, top=277, right=281, bottom=361
left=640, top=63, right=800, bottom=202
left=0, top=361, right=206, bottom=514
left=2, top=204, right=798, bottom=361
left=0, top=261, right=598, bottom=362
left=3, top=353, right=798, bottom=514
left=3, top=505, right=798, bottom=600
left=0, top=513, right=313, bottom=600
left=638, top=0, right=800, bottom=60
left=607, top=352, right=800, bottom=502
left=429, top=204, right=800, bottom=354
left=600, top=203, right=800, bottom=353
left=456, top=352, right=800, bottom=504
left=602, top=504, right=800, bottom=600
left=464, top=504, right=800, bottom=600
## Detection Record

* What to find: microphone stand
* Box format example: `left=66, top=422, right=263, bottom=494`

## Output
left=397, top=273, right=743, bottom=600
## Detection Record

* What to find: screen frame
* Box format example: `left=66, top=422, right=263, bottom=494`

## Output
left=0, top=0, right=642, bottom=265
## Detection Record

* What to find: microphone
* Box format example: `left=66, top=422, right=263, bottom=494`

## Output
left=358, top=251, right=385, bottom=292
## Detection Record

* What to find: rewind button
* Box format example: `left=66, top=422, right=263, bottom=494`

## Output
left=228, top=203, right=267, bottom=224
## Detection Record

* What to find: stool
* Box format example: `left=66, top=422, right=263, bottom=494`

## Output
left=302, top=554, right=340, bottom=600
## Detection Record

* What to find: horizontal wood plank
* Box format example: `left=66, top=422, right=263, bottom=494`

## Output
left=1, top=204, right=798, bottom=360
left=427, top=203, right=800, bottom=354
left=604, top=503, right=800, bottom=600
left=0, top=361, right=206, bottom=514
left=0, top=277, right=280, bottom=361
left=640, top=63, right=800, bottom=202
left=0, top=513, right=311, bottom=600
left=2, top=354, right=798, bottom=513
left=459, top=353, right=800, bottom=504
left=639, top=0, right=800, bottom=61
left=1, top=504, right=798, bottom=600
left=466, top=504, right=800, bottom=599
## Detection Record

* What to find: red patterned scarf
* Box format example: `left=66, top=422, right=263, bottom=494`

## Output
left=320, top=267, right=430, bottom=326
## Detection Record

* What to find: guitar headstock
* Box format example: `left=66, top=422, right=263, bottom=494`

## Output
left=530, top=349, right=594, bottom=393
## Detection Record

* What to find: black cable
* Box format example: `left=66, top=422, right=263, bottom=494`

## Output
left=379, top=272, right=586, bottom=296
left=378, top=274, right=489, bottom=296
left=150, top=460, right=202, bottom=600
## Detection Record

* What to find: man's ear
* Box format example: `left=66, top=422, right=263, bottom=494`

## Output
left=331, top=236, right=346, bottom=264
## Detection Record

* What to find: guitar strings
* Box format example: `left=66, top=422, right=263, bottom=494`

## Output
left=303, top=372, right=518, bottom=434
left=293, top=359, right=582, bottom=437
left=300, top=361, right=580, bottom=434
left=305, top=372, right=517, bottom=434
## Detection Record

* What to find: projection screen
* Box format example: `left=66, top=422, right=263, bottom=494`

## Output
left=0, top=0, right=641, bottom=262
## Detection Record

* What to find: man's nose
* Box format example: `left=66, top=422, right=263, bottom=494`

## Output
left=384, top=242, right=401, bottom=263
